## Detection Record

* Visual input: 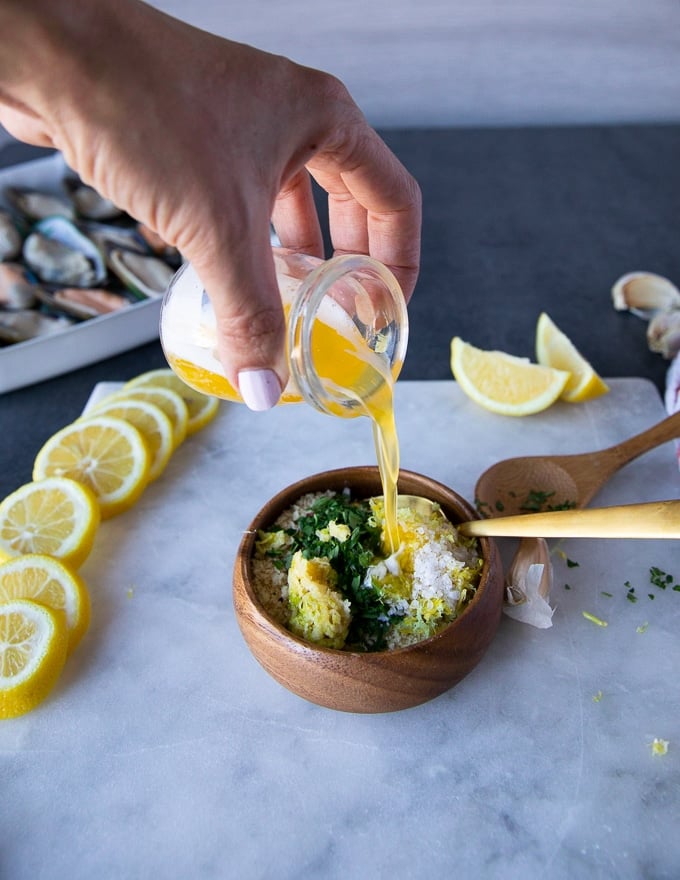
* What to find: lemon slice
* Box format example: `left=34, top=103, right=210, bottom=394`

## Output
left=0, top=599, right=69, bottom=719
left=82, top=398, right=174, bottom=482
left=535, top=312, right=610, bottom=403
left=33, top=416, right=151, bottom=519
left=98, top=386, right=188, bottom=448
left=0, top=476, right=99, bottom=568
left=0, top=554, right=91, bottom=654
left=124, top=368, right=220, bottom=435
left=450, top=336, right=570, bottom=416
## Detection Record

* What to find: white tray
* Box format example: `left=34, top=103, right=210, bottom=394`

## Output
left=0, top=153, right=163, bottom=394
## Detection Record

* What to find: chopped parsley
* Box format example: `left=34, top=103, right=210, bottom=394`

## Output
left=520, top=489, right=577, bottom=513
left=650, top=566, right=679, bottom=591
left=260, top=493, right=402, bottom=651
left=474, top=497, right=492, bottom=518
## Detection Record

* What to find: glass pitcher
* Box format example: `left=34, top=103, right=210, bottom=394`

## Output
left=159, top=247, right=409, bottom=418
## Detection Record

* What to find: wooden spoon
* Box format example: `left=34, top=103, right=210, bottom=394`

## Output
left=474, top=410, right=680, bottom=517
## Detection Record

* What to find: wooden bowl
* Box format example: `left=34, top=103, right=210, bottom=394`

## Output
left=233, top=467, right=504, bottom=713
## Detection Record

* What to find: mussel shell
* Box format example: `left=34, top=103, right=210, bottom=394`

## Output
left=63, top=177, right=123, bottom=220
left=0, top=262, right=38, bottom=309
left=82, top=221, right=151, bottom=257
left=4, top=186, right=75, bottom=222
left=0, top=308, right=72, bottom=344
left=22, top=216, right=107, bottom=288
left=33, top=286, right=132, bottom=320
left=0, top=210, right=23, bottom=261
left=108, top=248, right=175, bottom=299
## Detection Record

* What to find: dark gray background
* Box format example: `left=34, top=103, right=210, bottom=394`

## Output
left=1, top=124, right=678, bottom=498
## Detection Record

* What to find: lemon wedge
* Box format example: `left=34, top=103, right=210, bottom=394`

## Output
left=33, top=416, right=150, bottom=519
left=0, top=554, right=91, bottom=654
left=450, top=336, right=570, bottom=416
left=81, top=398, right=174, bottom=482
left=0, top=599, right=69, bottom=719
left=124, top=368, right=219, bottom=435
left=535, top=312, right=609, bottom=402
left=0, top=476, right=99, bottom=568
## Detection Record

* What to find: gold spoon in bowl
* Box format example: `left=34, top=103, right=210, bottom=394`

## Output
left=474, top=410, right=680, bottom=517
left=397, top=495, right=680, bottom=538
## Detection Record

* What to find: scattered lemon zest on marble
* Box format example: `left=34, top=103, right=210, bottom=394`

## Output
left=650, top=738, right=669, bottom=756
left=582, top=611, right=608, bottom=627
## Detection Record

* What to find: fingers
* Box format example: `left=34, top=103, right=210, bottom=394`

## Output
left=308, top=127, right=422, bottom=302
left=0, top=102, right=56, bottom=148
left=188, top=225, right=289, bottom=411
left=271, top=168, right=324, bottom=258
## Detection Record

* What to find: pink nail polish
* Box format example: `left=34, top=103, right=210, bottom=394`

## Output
left=238, top=369, right=282, bottom=411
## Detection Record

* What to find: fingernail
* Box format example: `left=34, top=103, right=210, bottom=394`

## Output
left=238, top=369, right=282, bottom=411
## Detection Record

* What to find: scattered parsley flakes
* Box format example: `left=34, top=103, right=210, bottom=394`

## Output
left=495, top=500, right=505, bottom=512
left=601, top=591, right=613, bottom=598
left=566, top=558, right=580, bottom=568
left=625, top=582, right=638, bottom=603
left=650, top=738, right=669, bottom=757
left=583, top=611, right=608, bottom=627
left=475, top=497, right=492, bottom=517
left=520, top=490, right=577, bottom=513
left=636, top=622, right=649, bottom=634
left=650, top=566, right=679, bottom=591
left=592, top=690, right=603, bottom=703
left=564, top=583, right=571, bottom=590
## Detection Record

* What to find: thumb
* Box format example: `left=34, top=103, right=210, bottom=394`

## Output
left=190, top=243, right=289, bottom=412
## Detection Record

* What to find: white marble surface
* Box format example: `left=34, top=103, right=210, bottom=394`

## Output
left=1, top=379, right=679, bottom=879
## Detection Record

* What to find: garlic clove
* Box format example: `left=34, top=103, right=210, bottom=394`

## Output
left=503, top=537, right=555, bottom=628
left=647, top=309, right=680, bottom=359
left=611, top=272, right=680, bottom=319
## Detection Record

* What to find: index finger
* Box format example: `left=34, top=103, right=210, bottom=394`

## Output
left=308, top=128, right=421, bottom=300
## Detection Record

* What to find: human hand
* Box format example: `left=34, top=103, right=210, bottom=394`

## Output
left=0, top=0, right=421, bottom=409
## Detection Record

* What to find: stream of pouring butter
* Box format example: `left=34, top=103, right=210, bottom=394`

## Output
left=163, top=292, right=402, bottom=553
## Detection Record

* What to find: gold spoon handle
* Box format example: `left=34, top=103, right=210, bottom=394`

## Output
left=459, top=500, right=680, bottom=539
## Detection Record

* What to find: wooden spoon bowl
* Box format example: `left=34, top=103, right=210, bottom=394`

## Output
left=475, top=410, right=680, bottom=517
left=233, top=466, right=504, bottom=714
